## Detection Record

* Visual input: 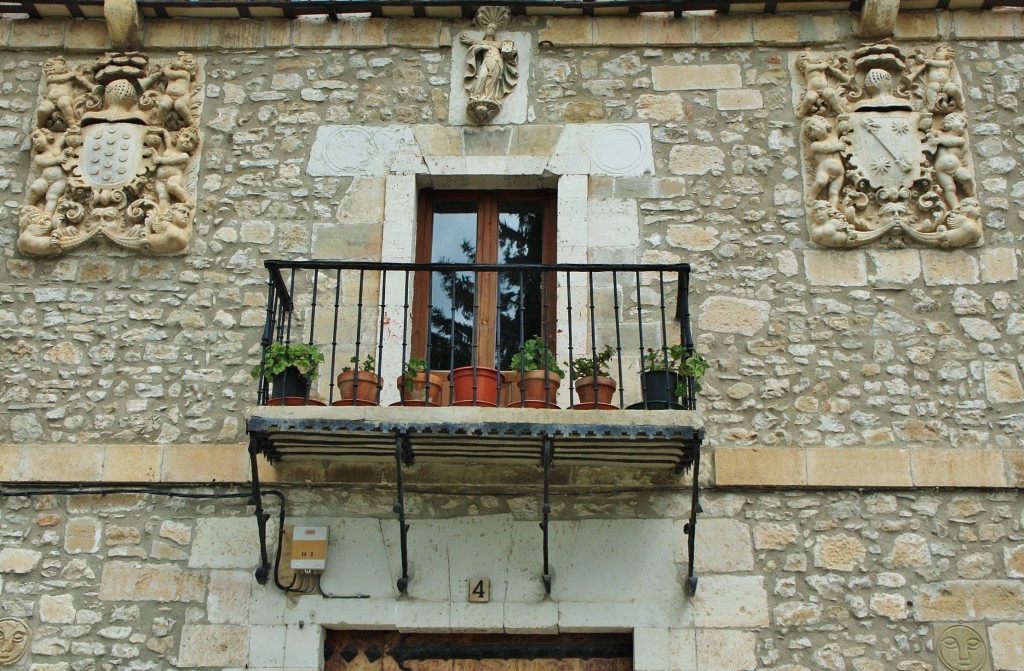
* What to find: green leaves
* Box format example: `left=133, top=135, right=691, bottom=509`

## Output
left=252, top=342, right=324, bottom=382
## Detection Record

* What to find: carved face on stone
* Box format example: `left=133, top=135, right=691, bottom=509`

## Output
left=0, top=619, right=30, bottom=665
left=937, top=625, right=987, bottom=671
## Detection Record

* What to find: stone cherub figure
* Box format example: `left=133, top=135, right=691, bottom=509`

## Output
left=909, top=45, right=963, bottom=113
left=795, top=52, right=850, bottom=117
left=926, top=112, right=975, bottom=210
left=26, top=128, right=68, bottom=215
left=804, top=115, right=846, bottom=208
left=142, top=51, right=198, bottom=128
left=151, top=127, right=199, bottom=212
left=460, top=6, right=518, bottom=123
left=35, top=56, right=93, bottom=130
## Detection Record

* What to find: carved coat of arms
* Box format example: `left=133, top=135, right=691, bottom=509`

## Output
left=19, top=51, right=202, bottom=257
left=795, top=43, right=979, bottom=249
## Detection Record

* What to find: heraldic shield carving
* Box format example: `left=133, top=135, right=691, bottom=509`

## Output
left=795, top=43, right=980, bottom=249
left=19, top=51, right=202, bottom=257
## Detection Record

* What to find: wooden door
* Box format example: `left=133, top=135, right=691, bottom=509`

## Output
left=325, top=631, right=632, bottom=671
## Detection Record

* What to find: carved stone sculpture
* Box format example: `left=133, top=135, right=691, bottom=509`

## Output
left=460, top=6, right=519, bottom=124
left=795, top=43, right=979, bottom=249
left=0, top=619, right=30, bottom=665
left=19, top=50, right=202, bottom=257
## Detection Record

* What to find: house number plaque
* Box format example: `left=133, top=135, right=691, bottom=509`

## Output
left=468, top=578, right=490, bottom=603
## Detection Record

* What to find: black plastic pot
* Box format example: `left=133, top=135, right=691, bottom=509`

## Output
left=640, top=370, right=681, bottom=407
left=270, top=366, right=310, bottom=400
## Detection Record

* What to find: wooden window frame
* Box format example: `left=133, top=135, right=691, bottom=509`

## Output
left=412, top=189, right=558, bottom=369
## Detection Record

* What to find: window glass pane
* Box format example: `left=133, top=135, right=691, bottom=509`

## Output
left=497, top=199, right=545, bottom=368
left=428, top=201, right=477, bottom=370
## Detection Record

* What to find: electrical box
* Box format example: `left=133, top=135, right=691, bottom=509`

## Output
left=290, top=526, right=328, bottom=572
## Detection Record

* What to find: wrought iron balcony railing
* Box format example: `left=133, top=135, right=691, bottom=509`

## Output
left=254, top=259, right=698, bottom=411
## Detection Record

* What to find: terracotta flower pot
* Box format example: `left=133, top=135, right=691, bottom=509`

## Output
left=337, top=370, right=382, bottom=405
left=450, top=366, right=503, bottom=407
left=396, top=372, right=444, bottom=406
left=574, top=375, right=617, bottom=406
left=514, top=370, right=561, bottom=407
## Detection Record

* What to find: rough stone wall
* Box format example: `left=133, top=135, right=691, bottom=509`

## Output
left=1, top=488, right=1022, bottom=669
left=1, top=33, right=1023, bottom=454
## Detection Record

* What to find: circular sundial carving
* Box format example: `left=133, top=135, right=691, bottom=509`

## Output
left=0, top=619, right=30, bottom=665
left=590, top=125, right=647, bottom=175
left=318, top=127, right=374, bottom=174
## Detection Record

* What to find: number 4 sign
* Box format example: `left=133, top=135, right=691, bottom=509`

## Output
left=468, top=578, right=490, bottom=603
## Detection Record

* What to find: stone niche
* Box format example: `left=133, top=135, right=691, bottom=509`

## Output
left=793, top=43, right=980, bottom=250
left=19, top=51, right=204, bottom=257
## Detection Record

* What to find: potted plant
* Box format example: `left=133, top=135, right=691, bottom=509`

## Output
left=571, top=345, right=617, bottom=409
left=641, top=345, right=709, bottom=408
left=251, top=342, right=325, bottom=405
left=396, top=357, right=444, bottom=406
left=450, top=364, right=504, bottom=407
left=336, top=354, right=382, bottom=406
left=508, top=335, right=564, bottom=408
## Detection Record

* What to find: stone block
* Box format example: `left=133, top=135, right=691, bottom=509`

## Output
left=813, top=533, right=866, bottom=571
left=24, top=445, right=103, bottom=482
left=985, top=362, right=1024, bottom=404
left=210, top=20, right=266, bottom=48
left=953, top=10, right=1017, bottom=38
left=980, top=248, right=1019, bottom=283
left=39, top=594, right=75, bottom=624
left=178, top=624, right=249, bottom=667
left=894, top=11, right=939, bottom=38
left=388, top=18, right=440, bottom=47
left=63, top=19, right=109, bottom=49
left=669, top=144, right=725, bottom=176
left=644, top=16, right=695, bottom=45
left=587, top=198, right=639, bottom=249
left=715, top=447, right=806, bottom=487
left=161, top=444, right=249, bottom=483
left=868, top=249, right=921, bottom=285
left=284, top=622, right=323, bottom=668
left=716, top=90, right=763, bottom=111
left=248, top=625, right=287, bottom=668
left=450, top=602, right=504, bottom=633
left=65, top=518, right=101, bottom=554
left=911, top=449, right=1007, bottom=488
left=652, top=64, right=742, bottom=91
left=503, top=601, right=558, bottom=633
left=634, top=628, right=669, bottom=671
left=694, top=519, right=753, bottom=573
left=102, top=445, right=160, bottom=482
left=696, top=629, right=757, bottom=671
left=291, top=18, right=335, bottom=47
left=99, top=562, right=204, bottom=602
left=395, top=601, right=451, bottom=631
left=804, top=250, right=868, bottom=286
left=921, top=250, right=979, bottom=286
left=208, top=570, right=252, bottom=624
left=189, top=517, right=260, bottom=569
left=693, top=576, right=769, bottom=628
left=798, top=14, right=844, bottom=43
left=694, top=16, right=753, bottom=44
left=636, top=94, right=684, bottom=122
left=698, top=296, right=770, bottom=337
left=264, top=19, right=293, bottom=47
left=143, top=20, right=209, bottom=48
left=0, top=548, right=41, bottom=574
left=595, top=17, right=646, bottom=44
left=753, top=15, right=800, bottom=43
left=9, top=19, right=65, bottom=47
left=1004, top=545, right=1024, bottom=578
left=753, top=523, right=798, bottom=551
left=1007, top=451, right=1024, bottom=488
left=538, top=17, right=594, bottom=46
left=337, top=17, right=387, bottom=47
left=990, top=622, right=1024, bottom=671
left=806, top=448, right=912, bottom=487
left=917, top=580, right=1024, bottom=621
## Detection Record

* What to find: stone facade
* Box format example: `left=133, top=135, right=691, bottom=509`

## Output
left=0, top=7, right=1021, bottom=671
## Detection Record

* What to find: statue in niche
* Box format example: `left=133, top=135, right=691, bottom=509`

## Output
left=18, top=50, right=202, bottom=257
left=460, top=6, right=518, bottom=124
left=795, top=42, right=980, bottom=249
left=0, top=619, right=30, bottom=665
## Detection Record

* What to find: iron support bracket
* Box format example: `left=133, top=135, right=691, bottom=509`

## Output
left=683, top=429, right=704, bottom=596
left=540, top=435, right=553, bottom=595
left=248, top=434, right=271, bottom=585
left=394, top=431, right=411, bottom=594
